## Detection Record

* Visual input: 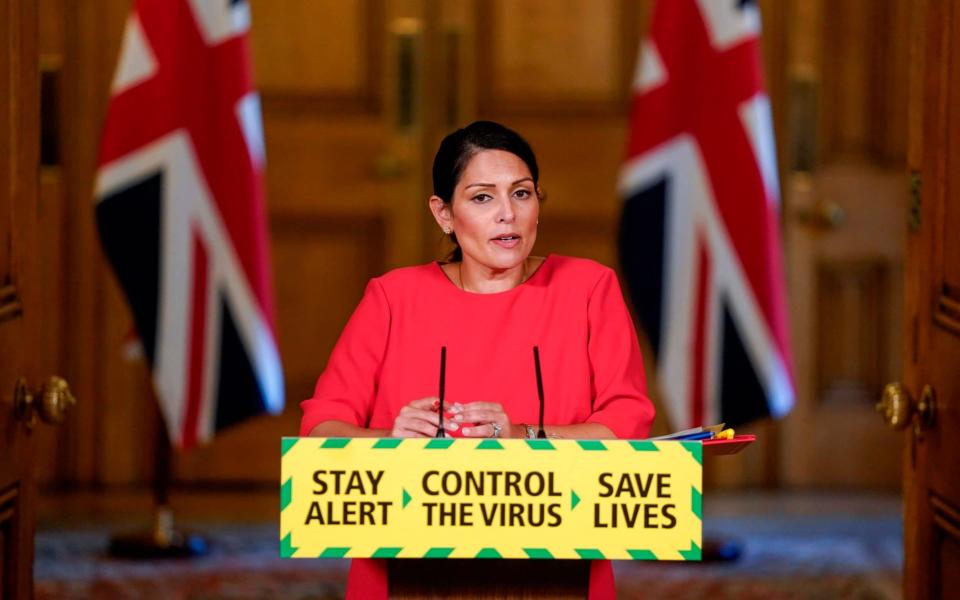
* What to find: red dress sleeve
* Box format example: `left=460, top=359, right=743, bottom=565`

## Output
left=583, top=268, right=655, bottom=439
left=299, top=278, right=391, bottom=436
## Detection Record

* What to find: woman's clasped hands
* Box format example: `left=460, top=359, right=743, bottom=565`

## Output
left=389, top=398, right=519, bottom=438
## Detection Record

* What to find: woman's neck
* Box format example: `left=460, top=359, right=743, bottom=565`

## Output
left=458, top=257, right=528, bottom=294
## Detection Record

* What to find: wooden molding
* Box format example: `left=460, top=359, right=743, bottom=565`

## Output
left=815, top=259, right=890, bottom=406
left=934, top=289, right=960, bottom=335
left=931, top=492, right=960, bottom=543
left=261, top=91, right=380, bottom=116
left=0, top=283, right=23, bottom=324
left=0, top=484, right=17, bottom=525
left=475, top=0, right=630, bottom=117
left=251, top=0, right=384, bottom=116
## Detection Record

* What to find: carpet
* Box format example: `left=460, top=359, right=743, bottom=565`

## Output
left=35, top=511, right=901, bottom=599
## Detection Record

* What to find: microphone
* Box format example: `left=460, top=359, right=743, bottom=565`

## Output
left=436, top=346, right=447, bottom=438
left=533, top=346, right=546, bottom=439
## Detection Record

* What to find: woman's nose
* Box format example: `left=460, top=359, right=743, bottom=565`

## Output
left=496, top=197, right=515, bottom=223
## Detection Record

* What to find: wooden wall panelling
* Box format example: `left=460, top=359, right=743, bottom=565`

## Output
left=35, top=0, right=799, bottom=491
left=821, top=0, right=909, bottom=164
left=251, top=0, right=383, bottom=113
left=477, top=0, right=625, bottom=114
left=34, top=0, right=67, bottom=485
left=516, top=118, right=627, bottom=219
left=936, top=33, right=960, bottom=333
left=482, top=1, right=787, bottom=489
left=174, top=0, right=421, bottom=486
left=932, top=496, right=960, bottom=597
left=871, top=0, right=911, bottom=163
left=260, top=113, right=396, bottom=216
left=815, top=259, right=889, bottom=406
left=821, top=0, right=874, bottom=159
left=174, top=216, right=385, bottom=485
left=98, top=279, right=156, bottom=486
left=533, top=215, right=617, bottom=270
left=757, top=0, right=789, bottom=190
left=783, top=166, right=906, bottom=488
left=57, top=0, right=131, bottom=486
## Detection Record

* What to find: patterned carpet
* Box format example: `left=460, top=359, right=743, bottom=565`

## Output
left=35, top=493, right=902, bottom=599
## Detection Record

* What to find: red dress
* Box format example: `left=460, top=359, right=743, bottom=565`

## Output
left=300, top=254, right=655, bottom=599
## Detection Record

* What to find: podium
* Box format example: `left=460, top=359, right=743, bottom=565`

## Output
left=388, top=559, right=589, bottom=598
left=279, top=436, right=753, bottom=597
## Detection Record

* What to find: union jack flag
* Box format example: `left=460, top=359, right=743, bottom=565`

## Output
left=95, top=0, right=284, bottom=448
left=618, top=0, right=794, bottom=429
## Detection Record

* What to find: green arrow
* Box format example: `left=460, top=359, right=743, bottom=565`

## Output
left=280, top=532, right=298, bottom=558
left=679, top=541, right=701, bottom=561
left=402, top=488, right=412, bottom=508
left=476, top=439, right=504, bottom=450
left=571, top=490, right=581, bottom=510
left=280, top=478, right=293, bottom=512
left=281, top=438, right=299, bottom=456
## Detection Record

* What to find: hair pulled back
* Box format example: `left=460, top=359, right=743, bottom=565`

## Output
left=432, top=121, right=540, bottom=262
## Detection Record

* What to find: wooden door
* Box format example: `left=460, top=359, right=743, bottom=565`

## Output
left=896, top=0, right=960, bottom=595
left=1, top=0, right=40, bottom=597
left=779, top=0, right=909, bottom=488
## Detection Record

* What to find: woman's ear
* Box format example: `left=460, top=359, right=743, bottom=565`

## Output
left=429, top=196, right=453, bottom=232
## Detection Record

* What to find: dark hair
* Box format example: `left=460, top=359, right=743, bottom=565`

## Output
left=432, top=120, right=540, bottom=262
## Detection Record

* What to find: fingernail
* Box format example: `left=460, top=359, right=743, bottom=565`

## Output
left=454, top=414, right=463, bottom=421
left=450, top=405, right=462, bottom=414
left=446, top=422, right=459, bottom=431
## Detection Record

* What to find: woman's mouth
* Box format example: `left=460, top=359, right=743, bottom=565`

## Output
left=491, top=234, right=521, bottom=249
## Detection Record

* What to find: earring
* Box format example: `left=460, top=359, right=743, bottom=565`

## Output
left=442, top=226, right=452, bottom=234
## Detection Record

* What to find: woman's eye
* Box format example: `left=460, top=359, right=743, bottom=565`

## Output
left=514, top=189, right=531, bottom=199
left=473, top=193, right=492, bottom=203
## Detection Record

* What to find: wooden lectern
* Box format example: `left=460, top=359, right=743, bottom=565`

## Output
left=280, top=435, right=755, bottom=599
left=388, top=559, right=589, bottom=598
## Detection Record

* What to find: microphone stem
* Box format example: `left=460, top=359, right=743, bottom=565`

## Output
left=534, top=346, right=546, bottom=439
left=436, top=346, right=447, bottom=438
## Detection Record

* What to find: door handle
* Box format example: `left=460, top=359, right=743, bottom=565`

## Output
left=374, top=17, right=424, bottom=181
left=13, top=375, right=76, bottom=429
left=795, top=201, right=846, bottom=230
left=877, top=382, right=936, bottom=438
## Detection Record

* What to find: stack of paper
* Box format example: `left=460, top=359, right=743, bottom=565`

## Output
left=649, top=424, right=727, bottom=441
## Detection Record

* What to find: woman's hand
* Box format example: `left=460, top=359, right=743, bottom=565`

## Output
left=390, top=397, right=442, bottom=437
left=450, top=401, right=520, bottom=438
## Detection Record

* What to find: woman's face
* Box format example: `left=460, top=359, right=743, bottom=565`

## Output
left=435, top=149, right=539, bottom=271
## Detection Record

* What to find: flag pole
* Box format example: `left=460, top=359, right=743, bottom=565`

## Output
left=108, top=385, right=208, bottom=558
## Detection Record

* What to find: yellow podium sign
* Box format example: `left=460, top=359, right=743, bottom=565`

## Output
left=280, top=437, right=702, bottom=561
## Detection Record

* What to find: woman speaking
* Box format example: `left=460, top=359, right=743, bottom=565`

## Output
left=300, top=121, right=654, bottom=599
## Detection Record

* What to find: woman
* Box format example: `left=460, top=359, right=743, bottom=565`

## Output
left=300, top=121, right=654, bottom=599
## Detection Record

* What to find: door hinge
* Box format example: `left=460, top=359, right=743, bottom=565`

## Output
left=908, top=171, right=921, bottom=232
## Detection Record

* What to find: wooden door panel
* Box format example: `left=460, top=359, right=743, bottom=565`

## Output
left=922, top=0, right=960, bottom=518
left=905, top=0, right=960, bottom=596
left=781, top=0, right=908, bottom=489
left=479, top=0, right=627, bottom=113
left=1, top=0, right=40, bottom=597
left=933, top=509, right=960, bottom=598
left=249, top=0, right=379, bottom=101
